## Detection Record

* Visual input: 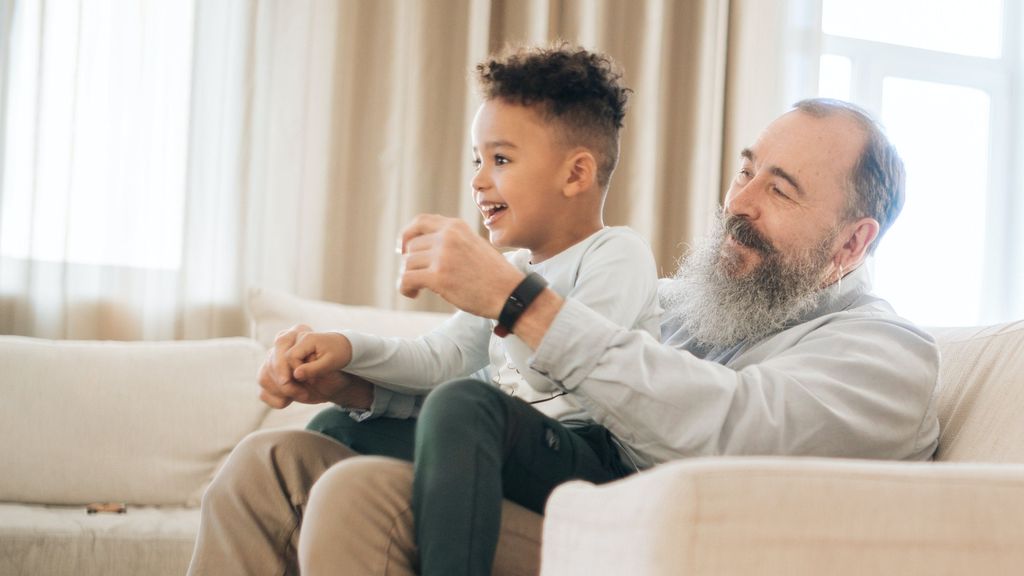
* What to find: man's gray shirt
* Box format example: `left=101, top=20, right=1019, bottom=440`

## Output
left=529, top=264, right=940, bottom=469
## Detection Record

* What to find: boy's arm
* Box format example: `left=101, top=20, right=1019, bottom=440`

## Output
left=396, top=215, right=653, bottom=348
left=339, top=310, right=492, bottom=395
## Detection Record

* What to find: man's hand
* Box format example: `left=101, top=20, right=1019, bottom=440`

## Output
left=257, top=324, right=373, bottom=410
left=398, top=214, right=523, bottom=318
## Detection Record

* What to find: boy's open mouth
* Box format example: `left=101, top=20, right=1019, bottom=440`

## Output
left=479, top=202, right=508, bottom=225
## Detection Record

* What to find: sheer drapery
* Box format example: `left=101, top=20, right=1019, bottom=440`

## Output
left=0, top=0, right=808, bottom=340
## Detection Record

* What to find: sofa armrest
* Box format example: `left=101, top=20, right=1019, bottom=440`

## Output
left=541, top=457, right=1024, bottom=576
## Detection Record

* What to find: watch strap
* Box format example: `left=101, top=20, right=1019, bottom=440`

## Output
left=493, top=272, right=548, bottom=338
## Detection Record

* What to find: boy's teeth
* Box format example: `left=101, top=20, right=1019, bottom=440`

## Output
left=482, top=203, right=507, bottom=216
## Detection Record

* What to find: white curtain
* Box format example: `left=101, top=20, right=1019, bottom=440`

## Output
left=0, top=0, right=813, bottom=341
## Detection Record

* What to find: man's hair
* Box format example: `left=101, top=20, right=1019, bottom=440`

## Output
left=792, top=98, right=906, bottom=253
left=475, top=43, right=630, bottom=191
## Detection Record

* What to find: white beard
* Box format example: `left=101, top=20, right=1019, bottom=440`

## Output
left=661, top=213, right=838, bottom=348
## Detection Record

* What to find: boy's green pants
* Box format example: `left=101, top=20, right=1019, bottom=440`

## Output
left=307, top=378, right=631, bottom=576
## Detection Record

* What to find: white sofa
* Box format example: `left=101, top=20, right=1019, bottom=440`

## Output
left=0, top=289, right=450, bottom=576
left=2, top=288, right=1022, bottom=575
left=541, top=320, right=1024, bottom=575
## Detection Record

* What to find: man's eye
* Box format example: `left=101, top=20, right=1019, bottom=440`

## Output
left=736, top=169, right=752, bottom=182
left=772, top=185, right=790, bottom=199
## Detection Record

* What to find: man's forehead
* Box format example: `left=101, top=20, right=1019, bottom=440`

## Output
left=749, top=111, right=864, bottom=181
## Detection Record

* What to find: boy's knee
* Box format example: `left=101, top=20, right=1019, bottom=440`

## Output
left=305, top=405, right=352, bottom=434
left=418, top=379, right=507, bottom=441
left=421, top=378, right=502, bottom=416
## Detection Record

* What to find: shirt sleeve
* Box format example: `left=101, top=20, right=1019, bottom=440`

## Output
left=530, top=299, right=940, bottom=468
left=345, top=385, right=424, bottom=421
left=566, top=229, right=661, bottom=334
left=337, top=309, right=492, bottom=395
left=502, top=229, right=662, bottom=395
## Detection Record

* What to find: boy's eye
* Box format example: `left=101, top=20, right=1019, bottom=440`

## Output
left=494, top=155, right=509, bottom=166
left=471, top=158, right=482, bottom=170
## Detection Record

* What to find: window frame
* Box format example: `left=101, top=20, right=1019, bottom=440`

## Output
left=818, top=0, right=1023, bottom=324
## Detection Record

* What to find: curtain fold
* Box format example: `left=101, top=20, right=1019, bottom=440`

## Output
left=0, top=0, right=810, bottom=340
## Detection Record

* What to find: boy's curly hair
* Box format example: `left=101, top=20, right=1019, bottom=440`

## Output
left=475, top=43, right=631, bottom=190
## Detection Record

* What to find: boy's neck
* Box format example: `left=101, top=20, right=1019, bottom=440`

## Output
left=528, top=218, right=604, bottom=264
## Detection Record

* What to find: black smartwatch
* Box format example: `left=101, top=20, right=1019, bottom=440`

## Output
left=493, top=272, right=548, bottom=338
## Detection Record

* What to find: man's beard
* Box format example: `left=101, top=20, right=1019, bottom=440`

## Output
left=661, top=213, right=838, bottom=349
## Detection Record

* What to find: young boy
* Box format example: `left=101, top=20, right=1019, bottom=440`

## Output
left=291, top=44, right=658, bottom=575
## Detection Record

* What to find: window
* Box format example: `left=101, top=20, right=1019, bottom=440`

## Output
left=818, top=0, right=1022, bottom=326
left=1, top=0, right=194, bottom=271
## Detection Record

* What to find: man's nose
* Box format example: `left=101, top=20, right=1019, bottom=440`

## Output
left=724, top=180, right=760, bottom=220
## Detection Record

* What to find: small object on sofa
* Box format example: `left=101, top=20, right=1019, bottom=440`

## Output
left=85, top=503, right=127, bottom=515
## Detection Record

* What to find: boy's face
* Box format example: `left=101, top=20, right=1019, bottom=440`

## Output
left=470, top=100, right=571, bottom=257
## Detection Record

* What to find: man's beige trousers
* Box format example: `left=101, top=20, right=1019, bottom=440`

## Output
left=186, top=429, right=543, bottom=576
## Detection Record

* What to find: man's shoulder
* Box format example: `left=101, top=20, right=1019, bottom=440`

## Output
left=786, top=297, right=938, bottom=366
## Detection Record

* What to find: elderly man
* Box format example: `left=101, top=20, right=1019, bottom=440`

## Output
left=188, top=98, right=938, bottom=576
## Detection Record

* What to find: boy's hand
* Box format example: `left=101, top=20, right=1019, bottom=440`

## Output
left=398, top=214, right=523, bottom=318
left=286, top=330, right=354, bottom=381
left=258, top=325, right=371, bottom=410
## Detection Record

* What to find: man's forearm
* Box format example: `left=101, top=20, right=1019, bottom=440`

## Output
left=331, top=374, right=375, bottom=410
left=510, top=289, right=564, bottom=349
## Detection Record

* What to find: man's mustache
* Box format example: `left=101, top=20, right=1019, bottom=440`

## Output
left=724, top=215, right=775, bottom=255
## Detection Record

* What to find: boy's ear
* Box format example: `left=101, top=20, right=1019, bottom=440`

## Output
left=563, top=149, right=598, bottom=198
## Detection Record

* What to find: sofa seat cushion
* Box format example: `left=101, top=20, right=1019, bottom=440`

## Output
left=0, top=336, right=268, bottom=506
left=0, top=503, right=196, bottom=576
left=929, top=320, right=1024, bottom=463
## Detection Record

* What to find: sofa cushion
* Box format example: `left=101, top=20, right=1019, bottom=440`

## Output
left=247, top=288, right=451, bottom=430
left=247, top=287, right=451, bottom=348
left=0, top=336, right=267, bottom=506
left=0, top=503, right=197, bottom=576
left=930, top=320, right=1024, bottom=463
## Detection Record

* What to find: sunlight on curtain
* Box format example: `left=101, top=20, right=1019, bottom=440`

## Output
left=0, top=0, right=195, bottom=338
left=1, top=0, right=743, bottom=340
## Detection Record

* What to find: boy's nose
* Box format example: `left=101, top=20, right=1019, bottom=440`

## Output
left=471, top=169, right=490, bottom=192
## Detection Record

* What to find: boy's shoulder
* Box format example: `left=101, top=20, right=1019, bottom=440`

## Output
left=581, top=226, right=655, bottom=259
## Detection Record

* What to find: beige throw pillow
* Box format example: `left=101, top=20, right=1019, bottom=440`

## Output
left=0, top=336, right=267, bottom=506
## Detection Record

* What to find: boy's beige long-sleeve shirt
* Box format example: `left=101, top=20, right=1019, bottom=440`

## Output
left=338, top=226, right=661, bottom=422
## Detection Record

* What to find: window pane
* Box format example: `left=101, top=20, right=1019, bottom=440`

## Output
left=1, top=0, right=194, bottom=270
left=818, top=54, right=851, bottom=100
left=822, top=0, right=1003, bottom=58
left=874, top=78, right=990, bottom=326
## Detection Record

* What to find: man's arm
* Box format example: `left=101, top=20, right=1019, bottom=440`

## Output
left=398, top=214, right=563, bottom=346
left=528, top=300, right=940, bottom=467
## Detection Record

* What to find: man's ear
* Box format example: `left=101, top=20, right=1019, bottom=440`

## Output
left=563, top=149, right=598, bottom=198
left=835, top=217, right=880, bottom=270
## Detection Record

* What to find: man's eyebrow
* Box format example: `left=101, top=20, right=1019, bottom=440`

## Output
left=740, top=148, right=804, bottom=197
